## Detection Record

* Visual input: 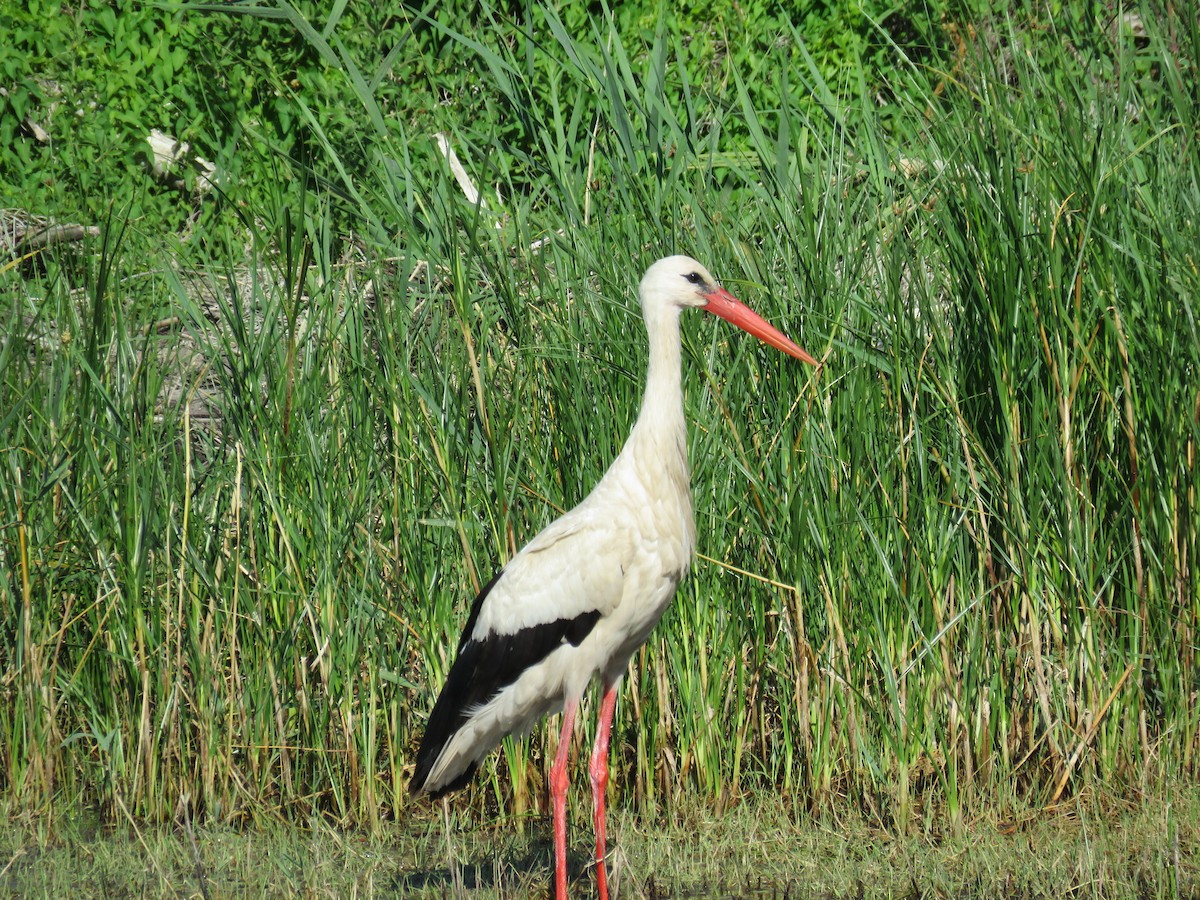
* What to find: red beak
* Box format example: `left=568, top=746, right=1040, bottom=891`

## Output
left=703, top=287, right=819, bottom=366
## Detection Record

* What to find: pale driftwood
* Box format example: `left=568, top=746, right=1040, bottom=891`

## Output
left=145, top=129, right=219, bottom=195
left=23, top=118, right=49, bottom=143
left=434, top=131, right=483, bottom=206
left=433, top=132, right=505, bottom=231
left=431, top=133, right=562, bottom=251
left=0, top=86, right=49, bottom=143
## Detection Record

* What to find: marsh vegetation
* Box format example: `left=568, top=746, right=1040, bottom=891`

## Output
left=2, top=0, right=1197, bottom=895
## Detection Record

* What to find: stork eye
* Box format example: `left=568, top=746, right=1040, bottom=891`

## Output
left=684, top=272, right=704, bottom=285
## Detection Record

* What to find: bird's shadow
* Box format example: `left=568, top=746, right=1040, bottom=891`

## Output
left=394, top=840, right=594, bottom=897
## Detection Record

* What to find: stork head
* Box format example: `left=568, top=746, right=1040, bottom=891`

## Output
left=639, top=255, right=819, bottom=365
left=638, top=255, right=722, bottom=312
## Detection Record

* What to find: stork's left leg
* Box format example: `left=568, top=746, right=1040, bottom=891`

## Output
left=589, top=681, right=619, bottom=900
left=551, top=697, right=578, bottom=900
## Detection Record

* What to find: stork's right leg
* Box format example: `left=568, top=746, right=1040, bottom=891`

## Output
left=550, top=698, right=578, bottom=900
left=589, top=682, right=620, bottom=900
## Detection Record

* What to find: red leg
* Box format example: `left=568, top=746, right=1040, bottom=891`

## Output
left=589, top=682, right=619, bottom=900
left=550, top=697, right=577, bottom=900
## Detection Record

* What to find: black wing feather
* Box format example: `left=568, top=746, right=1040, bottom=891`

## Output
left=410, top=568, right=602, bottom=797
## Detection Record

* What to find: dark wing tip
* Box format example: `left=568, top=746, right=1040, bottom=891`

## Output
left=408, top=571, right=507, bottom=799
left=408, top=570, right=605, bottom=802
left=410, top=761, right=478, bottom=800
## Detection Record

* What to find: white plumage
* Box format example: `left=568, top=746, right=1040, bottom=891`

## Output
left=410, top=255, right=817, bottom=899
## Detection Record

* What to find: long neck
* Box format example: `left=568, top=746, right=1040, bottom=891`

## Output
left=600, top=300, right=696, bottom=571
left=624, top=303, right=689, bottom=482
left=637, top=305, right=684, bottom=429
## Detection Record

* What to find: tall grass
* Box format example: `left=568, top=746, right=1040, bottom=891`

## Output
left=2, top=1, right=1197, bottom=836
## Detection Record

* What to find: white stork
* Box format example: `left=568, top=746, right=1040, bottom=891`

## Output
left=409, top=255, right=818, bottom=898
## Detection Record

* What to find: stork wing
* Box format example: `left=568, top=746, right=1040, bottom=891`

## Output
left=410, top=507, right=630, bottom=797
left=470, top=509, right=629, bottom=640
